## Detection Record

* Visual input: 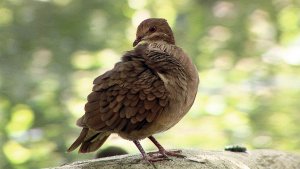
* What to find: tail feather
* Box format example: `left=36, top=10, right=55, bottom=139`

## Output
left=67, top=128, right=89, bottom=152
left=79, top=133, right=110, bottom=153
left=67, top=128, right=110, bottom=153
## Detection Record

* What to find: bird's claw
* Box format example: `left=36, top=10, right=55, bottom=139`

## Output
left=164, top=150, right=185, bottom=158
left=148, top=153, right=171, bottom=160
left=148, top=149, right=185, bottom=159
left=144, top=155, right=171, bottom=162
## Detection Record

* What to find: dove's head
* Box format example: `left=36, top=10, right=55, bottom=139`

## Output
left=133, top=18, right=175, bottom=47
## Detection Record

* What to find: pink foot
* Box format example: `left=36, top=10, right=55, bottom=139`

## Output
left=148, top=149, right=185, bottom=159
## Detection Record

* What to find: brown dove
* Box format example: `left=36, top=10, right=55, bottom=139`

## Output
left=68, top=18, right=199, bottom=162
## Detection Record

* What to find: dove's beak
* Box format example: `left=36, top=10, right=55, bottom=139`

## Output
left=133, top=37, right=142, bottom=47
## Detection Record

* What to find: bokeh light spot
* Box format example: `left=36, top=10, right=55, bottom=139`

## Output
left=128, top=0, right=147, bottom=10
left=0, top=7, right=13, bottom=25
left=3, top=141, right=31, bottom=164
left=6, top=105, right=34, bottom=134
left=71, top=51, right=95, bottom=70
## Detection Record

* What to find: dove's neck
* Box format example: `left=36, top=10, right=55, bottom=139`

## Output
left=147, top=41, right=197, bottom=79
left=147, top=40, right=199, bottom=99
left=147, top=41, right=180, bottom=59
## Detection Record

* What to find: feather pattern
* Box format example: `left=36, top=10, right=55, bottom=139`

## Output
left=68, top=41, right=195, bottom=153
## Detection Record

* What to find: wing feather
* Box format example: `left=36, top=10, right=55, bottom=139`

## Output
left=81, top=56, right=169, bottom=133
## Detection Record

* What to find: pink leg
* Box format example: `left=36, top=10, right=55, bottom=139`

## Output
left=148, top=136, right=185, bottom=158
left=133, top=140, right=169, bottom=164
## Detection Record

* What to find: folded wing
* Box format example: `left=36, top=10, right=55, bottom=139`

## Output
left=80, top=59, right=169, bottom=134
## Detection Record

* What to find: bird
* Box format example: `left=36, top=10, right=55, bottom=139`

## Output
left=67, top=18, right=199, bottom=163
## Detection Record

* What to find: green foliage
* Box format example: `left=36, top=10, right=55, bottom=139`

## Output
left=0, top=0, right=299, bottom=168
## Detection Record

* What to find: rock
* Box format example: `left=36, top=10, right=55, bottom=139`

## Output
left=47, top=149, right=300, bottom=169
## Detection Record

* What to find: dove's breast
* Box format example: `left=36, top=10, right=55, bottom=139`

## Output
left=155, top=49, right=199, bottom=132
left=118, top=42, right=199, bottom=140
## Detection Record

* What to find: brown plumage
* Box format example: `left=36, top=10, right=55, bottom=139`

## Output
left=68, top=18, right=199, bottom=163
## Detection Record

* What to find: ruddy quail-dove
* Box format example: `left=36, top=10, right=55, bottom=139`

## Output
left=68, top=18, right=199, bottom=163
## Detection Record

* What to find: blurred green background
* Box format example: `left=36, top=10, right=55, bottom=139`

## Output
left=1, top=0, right=300, bottom=168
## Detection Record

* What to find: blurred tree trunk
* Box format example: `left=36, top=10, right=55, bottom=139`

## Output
left=47, top=149, right=300, bottom=169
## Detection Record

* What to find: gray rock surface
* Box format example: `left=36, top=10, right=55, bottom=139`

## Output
left=47, top=149, right=300, bottom=169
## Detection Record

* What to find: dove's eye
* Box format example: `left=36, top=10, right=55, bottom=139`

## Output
left=149, top=26, right=156, bottom=32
